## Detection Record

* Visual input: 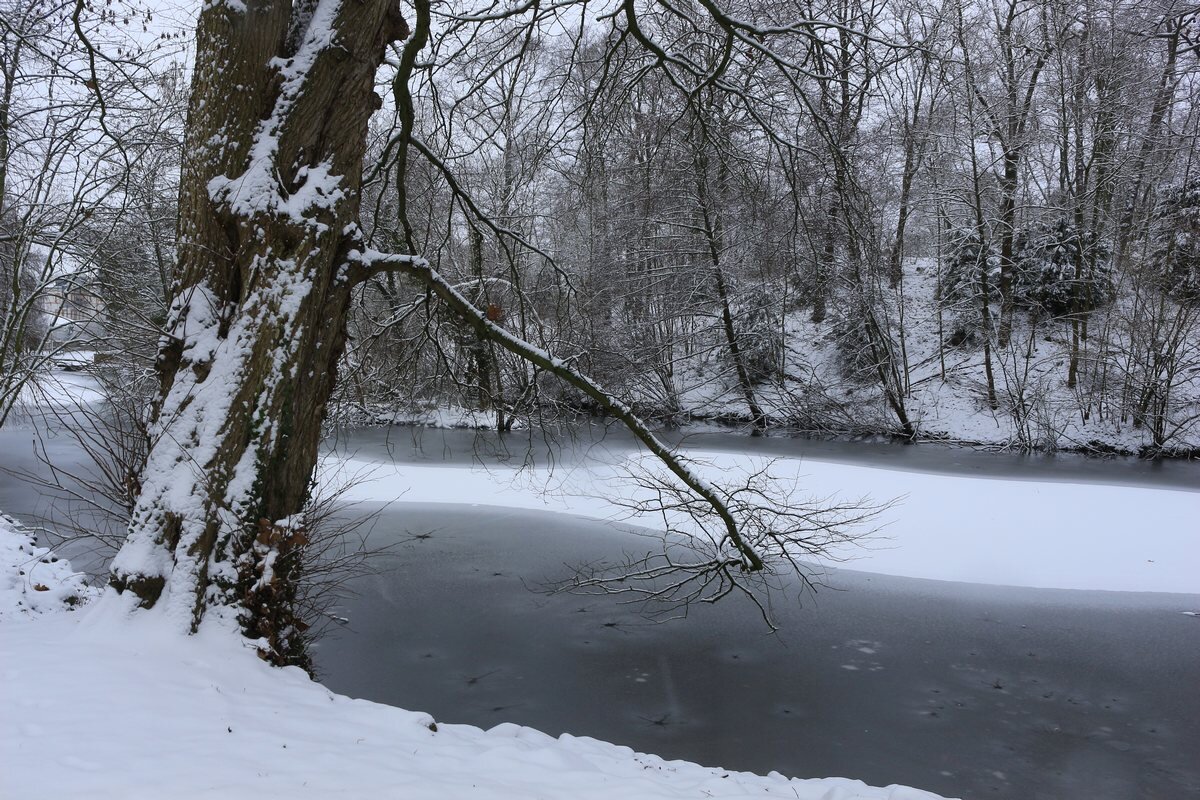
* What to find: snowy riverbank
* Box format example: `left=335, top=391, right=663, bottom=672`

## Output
left=350, top=254, right=1200, bottom=458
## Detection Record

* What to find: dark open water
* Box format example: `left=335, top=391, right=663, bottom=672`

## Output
left=312, top=502, right=1199, bottom=800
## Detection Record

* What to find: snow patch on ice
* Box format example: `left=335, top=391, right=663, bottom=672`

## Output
left=322, top=448, right=1199, bottom=594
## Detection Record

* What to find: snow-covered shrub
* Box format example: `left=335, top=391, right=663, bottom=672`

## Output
left=0, top=514, right=97, bottom=620
left=1150, top=181, right=1200, bottom=304
left=939, top=230, right=997, bottom=312
left=731, top=286, right=784, bottom=382
left=1014, top=216, right=1113, bottom=316
left=937, top=229, right=996, bottom=347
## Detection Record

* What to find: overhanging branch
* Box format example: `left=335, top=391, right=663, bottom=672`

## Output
left=351, top=248, right=767, bottom=572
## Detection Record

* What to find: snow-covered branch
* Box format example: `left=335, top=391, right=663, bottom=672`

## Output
left=359, top=249, right=789, bottom=573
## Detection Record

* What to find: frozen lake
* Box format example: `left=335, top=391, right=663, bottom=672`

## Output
left=319, top=426, right=1200, bottom=798
left=313, top=502, right=1199, bottom=800
left=1, top=419, right=1197, bottom=799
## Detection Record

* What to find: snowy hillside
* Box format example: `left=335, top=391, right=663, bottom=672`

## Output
left=613, top=258, right=1200, bottom=455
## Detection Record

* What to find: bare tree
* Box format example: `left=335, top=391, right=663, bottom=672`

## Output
left=103, top=0, right=896, bottom=667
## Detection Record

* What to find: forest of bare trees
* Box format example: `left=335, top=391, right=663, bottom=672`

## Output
left=5, top=0, right=1198, bottom=455
left=1, top=0, right=1197, bottom=659
left=339, top=0, right=1199, bottom=456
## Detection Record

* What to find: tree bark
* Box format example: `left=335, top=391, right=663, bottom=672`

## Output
left=109, top=0, right=408, bottom=664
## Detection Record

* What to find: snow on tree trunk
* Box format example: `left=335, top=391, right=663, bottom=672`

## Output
left=108, top=0, right=408, bottom=664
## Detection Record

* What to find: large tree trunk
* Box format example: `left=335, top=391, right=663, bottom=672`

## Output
left=108, top=0, right=408, bottom=664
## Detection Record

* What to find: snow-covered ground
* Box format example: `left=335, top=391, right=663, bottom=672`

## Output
left=0, top=513, right=97, bottom=620
left=323, top=448, right=1198, bottom=594
left=0, top=514, right=946, bottom=799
